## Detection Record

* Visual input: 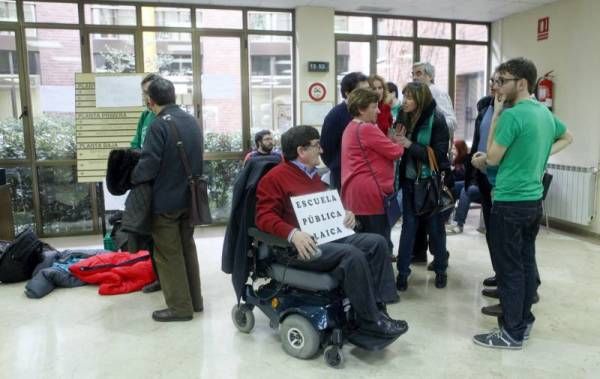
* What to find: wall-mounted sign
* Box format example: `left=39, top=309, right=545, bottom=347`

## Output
left=75, top=73, right=144, bottom=183
left=308, top=82, right=327, bottom=102
left=537, top=17, right=549, bottom=41
left=308, top=61, right=329, bottom=72
left=301, top=101, right=334, bottom=126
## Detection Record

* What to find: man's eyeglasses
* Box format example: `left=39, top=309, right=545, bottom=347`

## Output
left=492, top=77, right=520, bottom=86
left=304, top=142, right=321, bottom=149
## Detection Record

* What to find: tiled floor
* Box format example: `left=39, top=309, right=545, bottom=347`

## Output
left=1, top=215, right=599, bottom=378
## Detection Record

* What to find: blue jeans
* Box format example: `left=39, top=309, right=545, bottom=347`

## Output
left=489, top=200, right=542, bottom=341
left=453, top=180, right=465, bottom=199
left=453, top=185, right=482, bottom=226
left=397, top=181, right=448, bottom=276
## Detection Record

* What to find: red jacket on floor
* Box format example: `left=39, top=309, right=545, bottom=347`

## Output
left=69, top=251, right=156, bottom=295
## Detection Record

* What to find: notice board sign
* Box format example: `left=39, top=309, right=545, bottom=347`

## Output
left=75, top=73, right=145, bottom=182
left=291, top=190, right=354, bottom=245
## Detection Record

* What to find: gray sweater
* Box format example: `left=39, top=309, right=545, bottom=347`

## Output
left=132, top=105, right=204, bottom=214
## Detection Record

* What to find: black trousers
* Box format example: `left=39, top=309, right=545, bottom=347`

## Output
left=289, top=233, right=396, bottom=322
left=412, top=223, right=428, bottom=261
left=489, top=200, right=542, bottom=340
left=476, top=171, right=493, bottom=255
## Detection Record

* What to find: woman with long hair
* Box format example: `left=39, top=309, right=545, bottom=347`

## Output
left=450, top=139, right=469, bottom=201
left=452, top=140, right=468, bottom=181
left=394, top=81, right=451, bottom=291
left=368, top=74, right=393, bottom=136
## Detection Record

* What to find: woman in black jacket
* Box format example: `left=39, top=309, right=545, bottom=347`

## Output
left=394, top=81, right=451, bottom=291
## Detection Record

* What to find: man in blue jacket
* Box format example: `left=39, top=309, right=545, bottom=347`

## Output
left=132, top=78, right=204, bottom=322
left=320, top=72, right=369, bottom=190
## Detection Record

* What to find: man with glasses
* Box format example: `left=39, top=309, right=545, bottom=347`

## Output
left=256, top=125, right=408, bottom=339
left=464, top=72, right=501, bottom=296
left=471, top=58, right=572, bottom=349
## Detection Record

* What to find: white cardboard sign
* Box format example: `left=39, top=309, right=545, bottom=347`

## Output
left=290, top=190, right=354, bottom=245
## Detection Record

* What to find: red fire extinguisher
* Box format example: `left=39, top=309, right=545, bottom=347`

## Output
left=535, top=71, right=554, bottom=111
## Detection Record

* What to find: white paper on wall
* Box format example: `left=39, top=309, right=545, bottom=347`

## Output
left=95, top=75, right=144, bottom=108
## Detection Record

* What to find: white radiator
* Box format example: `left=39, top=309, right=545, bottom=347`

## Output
left=544, top=163, right=598, bottom=225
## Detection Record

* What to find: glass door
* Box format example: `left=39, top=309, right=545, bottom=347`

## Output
left=0, top=28, right=36, bottom=233
left=197, top=35, right=244, bottom=222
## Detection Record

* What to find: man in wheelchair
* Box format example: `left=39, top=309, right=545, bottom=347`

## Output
left=255, top=125, right=408, bottom=339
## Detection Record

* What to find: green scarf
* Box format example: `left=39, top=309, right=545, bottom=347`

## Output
left=405, top=114, right=434, bottom=180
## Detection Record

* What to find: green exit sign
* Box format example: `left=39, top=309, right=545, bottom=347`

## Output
left=308, top=61, right=329, bottom=72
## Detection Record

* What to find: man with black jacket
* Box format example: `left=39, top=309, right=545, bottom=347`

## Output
left=464, top=73, right=498, bottom=291
left=320, top=72, right=369, bottom=190
left=132, top=78, right=203, bottom=322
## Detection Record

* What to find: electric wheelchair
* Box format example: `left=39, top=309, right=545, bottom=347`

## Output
left=222, top=156, right=400, bottom=368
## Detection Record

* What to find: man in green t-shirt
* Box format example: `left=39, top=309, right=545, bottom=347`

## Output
left=130, top=73, right=160, bottom=149
left=471, top=58, right=572, bottom=350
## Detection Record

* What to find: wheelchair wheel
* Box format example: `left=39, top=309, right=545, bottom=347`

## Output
left=279, top=315, right=320, bottom=359
left=324, top=345, right=344, bottom=368
left=231, top=304, right=255, bottom=333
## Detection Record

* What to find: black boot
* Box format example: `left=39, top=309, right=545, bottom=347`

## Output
left=396, top=274, right=408, bottom=291
left=435, top=273, right=447, bottom=289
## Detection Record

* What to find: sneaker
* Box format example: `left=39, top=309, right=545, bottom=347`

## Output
left=473, top=328, right=523, bottom=350
left=446, top=224, right=463, bottom=235
left=497, top=319, right=533, bottom=341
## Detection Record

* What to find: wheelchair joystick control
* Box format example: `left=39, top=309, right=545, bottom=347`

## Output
left=308, top=247, right=322, bottom=260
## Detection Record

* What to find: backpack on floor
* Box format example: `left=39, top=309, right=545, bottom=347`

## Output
left=0, top=227, right=44, bottom=283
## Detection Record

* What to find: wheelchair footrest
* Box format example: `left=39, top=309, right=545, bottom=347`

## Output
left=346, top=330, right=401, bottom=351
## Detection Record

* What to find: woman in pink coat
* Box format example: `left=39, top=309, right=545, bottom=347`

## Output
left=341, top=88, right=405, bottom=253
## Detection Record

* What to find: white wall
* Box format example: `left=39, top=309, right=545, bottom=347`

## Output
left=492, top=0, right=600, bottom=235
left=294, top=6, right=336, bottom=128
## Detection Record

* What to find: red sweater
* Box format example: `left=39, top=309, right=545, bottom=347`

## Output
left=341, top=121, right=403, bottom=215
left=256, top=161, right=327, bottom=239
left=376, top=102, right=393, bottom=136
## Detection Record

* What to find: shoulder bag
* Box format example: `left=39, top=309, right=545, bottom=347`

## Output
left=167, top=119, right=212, bottom=226
left=413, top=146, right=454, bottom=217
left=355, top=123, right=403, bottom=226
